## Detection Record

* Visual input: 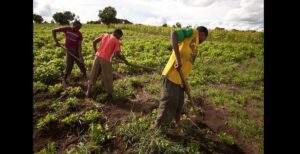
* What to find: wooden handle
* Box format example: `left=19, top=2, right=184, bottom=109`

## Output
left=59, top=45, right=85, bottom=65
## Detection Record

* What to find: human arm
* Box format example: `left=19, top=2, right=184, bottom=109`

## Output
left=93, top=35, right=103, bottom=53
left=52, top=27, right=68, bottom=46
left=171, top=31, right=182, bottom=69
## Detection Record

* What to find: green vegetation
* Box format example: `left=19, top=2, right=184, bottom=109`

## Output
left=33, top=23, right=263, bottom=153
left=217, top=132, right=235, bottom=145
left=36, top=113, right=58, bottom=129
left=89, top=123, right=114, bottom=144
left=33, top=81, right=48, bottom=92
left=36, top=142, right=57, bottom=154
left=48, top=83, right=63, bottom=95
left=61, top=86, right=82, bottom=97
left=80, top=109, right=102, bottom=123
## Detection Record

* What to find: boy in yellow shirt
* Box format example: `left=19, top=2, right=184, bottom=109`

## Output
left=154, top=26, right=208, bottom=130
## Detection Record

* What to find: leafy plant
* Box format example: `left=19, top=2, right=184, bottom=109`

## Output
left=48, top=83, right=63, bottom=95
left=217, top=132, right=235, bottom=145
left=61, top=86, right=82, bottom=97
left=36, top=113, right=58, bottom=129
left=89, top=123, right=114, bottom=145
left=36, top=142, right=57, bottom=154
left=33, top=81, right=48, bottom=92
left=64, top=97, right=79, bottom=107
left=80, top=109, right=101, bottom=123
left=61, top=113, right=80, bottom=125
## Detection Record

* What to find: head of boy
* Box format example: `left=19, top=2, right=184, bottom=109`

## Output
left=113, top=29, right=123, bottom=39
left=196, top=26, right=208, bottom=44
left=72, top=20, right=82, bottom=31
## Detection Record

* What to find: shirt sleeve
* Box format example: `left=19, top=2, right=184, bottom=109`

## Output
left=113, top=40, right=121, bottom=54
left=56, top=27, right=71, bottom=33
left=175, top=28, right=193, bottom=43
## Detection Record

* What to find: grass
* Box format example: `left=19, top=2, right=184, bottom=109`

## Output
left=217, top=132, right=235, bottom=145
left=36, top=142, right=57, bottom=154
left=88, top=123, right=114, bottom=145
left=33, top=23, right=263, bottom=153
left=61, top=86, right=82, bottom=97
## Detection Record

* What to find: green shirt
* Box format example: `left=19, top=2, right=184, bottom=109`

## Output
left=175, top=28, right=193, bottom=43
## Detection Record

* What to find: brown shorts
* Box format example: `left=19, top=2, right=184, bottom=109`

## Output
left=88, top=56, right=113, bottom=94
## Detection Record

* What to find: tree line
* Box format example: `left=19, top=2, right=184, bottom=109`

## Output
left=33, top=6, right=185, bottom=28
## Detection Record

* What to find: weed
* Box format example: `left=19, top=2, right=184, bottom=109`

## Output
left=217, top=132, right=235, bottom=145
left=48, top=83, right=63, bottom=95
left=80, top=109, right=102, bottom=123
left=36, top=142, right=57, bottom=154
left=36, top=113, right=58, bottom=129
left=89, top=123, right=114, bottom=145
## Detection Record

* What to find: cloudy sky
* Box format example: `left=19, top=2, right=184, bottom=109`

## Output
left=33, top=0, right=263, bottom=31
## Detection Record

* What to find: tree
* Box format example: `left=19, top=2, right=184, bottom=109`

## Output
left=98, top=6, right=117, bottom=26
left=115, top=18, right=132, bottom=24
left=63, top=11, right=75, bottom=21
left=33, top=14, right=43, bottom=24
left=215, top=27, right=225, bottom=31
left=175, top=22, right=181, bottom=28
left=52, top=11, right=75, bottom=25
left=162, top=23, right=168, bottom=27
left=87, top=20, right=101, bottom=24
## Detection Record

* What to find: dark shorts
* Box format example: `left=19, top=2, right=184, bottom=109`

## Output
left=65, top=49, right=86, bottom=80
left=155, top=77, right=184, bottom=129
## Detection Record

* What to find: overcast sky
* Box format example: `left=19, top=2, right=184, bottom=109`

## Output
left=33, top=0, right=263, bottom=31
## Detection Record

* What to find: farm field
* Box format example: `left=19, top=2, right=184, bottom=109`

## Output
left=33, top=23, right=263, bottom=154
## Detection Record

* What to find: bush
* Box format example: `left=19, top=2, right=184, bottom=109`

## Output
left=80, top=109, right=101, bottom=123
left=37, top=142, right=57, bottom=154
left=33, top=81, right=48, bottom=92
left=48, top=83, right=63, bottom=95
left=36, top=113, right=58, bottom=129
left=61, top=113, right=79, bottom=125
left=89, top=123, right=114, bottom=145
left=34, top=64, right=62, bottom=84
left=64, top=97, right=79, bottom=107
left=61, top=86, right=82, bottom=97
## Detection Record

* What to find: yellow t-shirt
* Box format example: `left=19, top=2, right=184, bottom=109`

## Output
left=162, top=28, right=199, bottom=85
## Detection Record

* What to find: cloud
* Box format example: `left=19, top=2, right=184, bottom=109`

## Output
left=33, top=0, right=263, bottom=31
left=181, top=0, right=217, bottom=7
left=33, top=0, right=38, bottom=9
left=39, top=5, right=53, bottom=17
left=207, top=20, right=263, bottom=31
left=225, top=0, right=263, bottom=24
left=143, top=17, right=168, bottom=26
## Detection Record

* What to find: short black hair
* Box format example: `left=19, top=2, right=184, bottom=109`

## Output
left=197, top=26, right=208, bottom=37
left=113, top=29, right=123, bottom=37
left=73, top=20, right=82, bottom=27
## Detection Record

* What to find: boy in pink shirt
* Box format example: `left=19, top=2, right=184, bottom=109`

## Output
left=86, top=29, right=125, bottom=99
left=52, top=21, right=87, bottom=87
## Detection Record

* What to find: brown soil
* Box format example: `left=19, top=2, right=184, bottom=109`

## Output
left=33, top=81, right=260, bottom=154
left=189, top=97, right=260, bottom=154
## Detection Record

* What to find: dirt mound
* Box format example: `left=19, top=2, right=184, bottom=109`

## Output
left=189, top=97, right=259, bottom=154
